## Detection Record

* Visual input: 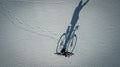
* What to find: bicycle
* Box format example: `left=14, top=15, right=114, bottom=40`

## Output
left=56, top=25, right=79, bottom=54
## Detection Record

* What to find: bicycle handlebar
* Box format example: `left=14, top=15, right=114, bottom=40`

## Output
left=75, top=25, right=79, bottom=31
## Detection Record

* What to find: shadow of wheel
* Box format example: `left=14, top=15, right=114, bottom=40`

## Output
left=67, top=34, right=77, bottom=53
left=56, top=33, right=77, bottom=53
left=56, top=33, right=66, bottom=53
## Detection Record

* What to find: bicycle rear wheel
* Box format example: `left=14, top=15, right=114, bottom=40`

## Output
left=56, top=33, right=66, bottom=53
left=67, top=34, right=77, bottom=53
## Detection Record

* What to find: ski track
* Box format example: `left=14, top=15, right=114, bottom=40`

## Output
left=0, top=1, right=59, bottom=41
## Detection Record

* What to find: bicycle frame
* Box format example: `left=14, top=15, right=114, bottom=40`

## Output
left=63, top=25, right=79, bottom=49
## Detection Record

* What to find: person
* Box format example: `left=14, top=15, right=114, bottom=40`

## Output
left=60, top=0, right=89, bottom=55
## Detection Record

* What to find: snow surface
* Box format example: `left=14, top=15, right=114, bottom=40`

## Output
left=0, top=0, right=120, bottom=67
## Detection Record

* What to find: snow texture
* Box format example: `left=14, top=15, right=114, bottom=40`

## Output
left=0, top=0, right=120, bottom=67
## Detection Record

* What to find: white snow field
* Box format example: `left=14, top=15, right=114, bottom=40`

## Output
left=0, top=0, right=120, bottom=67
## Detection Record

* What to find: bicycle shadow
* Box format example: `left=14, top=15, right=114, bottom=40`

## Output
left=54, top=52, right=74, bottom=57
left=55, top=0, right=89, bottom=57
left=64, top=0, right=89, bottom=46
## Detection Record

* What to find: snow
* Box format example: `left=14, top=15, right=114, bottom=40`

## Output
left=0, top=0, right=120, bottom=67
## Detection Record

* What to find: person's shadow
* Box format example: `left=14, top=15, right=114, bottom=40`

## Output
left=64, top=0, right=90, bottom=48
left=55, top=0, right=89, bottom=57
left=70, top=0, right=89, bottom=27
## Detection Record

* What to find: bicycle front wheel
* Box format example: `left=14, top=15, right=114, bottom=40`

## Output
left=67, top=34, right=77, bottom=53
left=56, top=33, right=66, bottom=53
